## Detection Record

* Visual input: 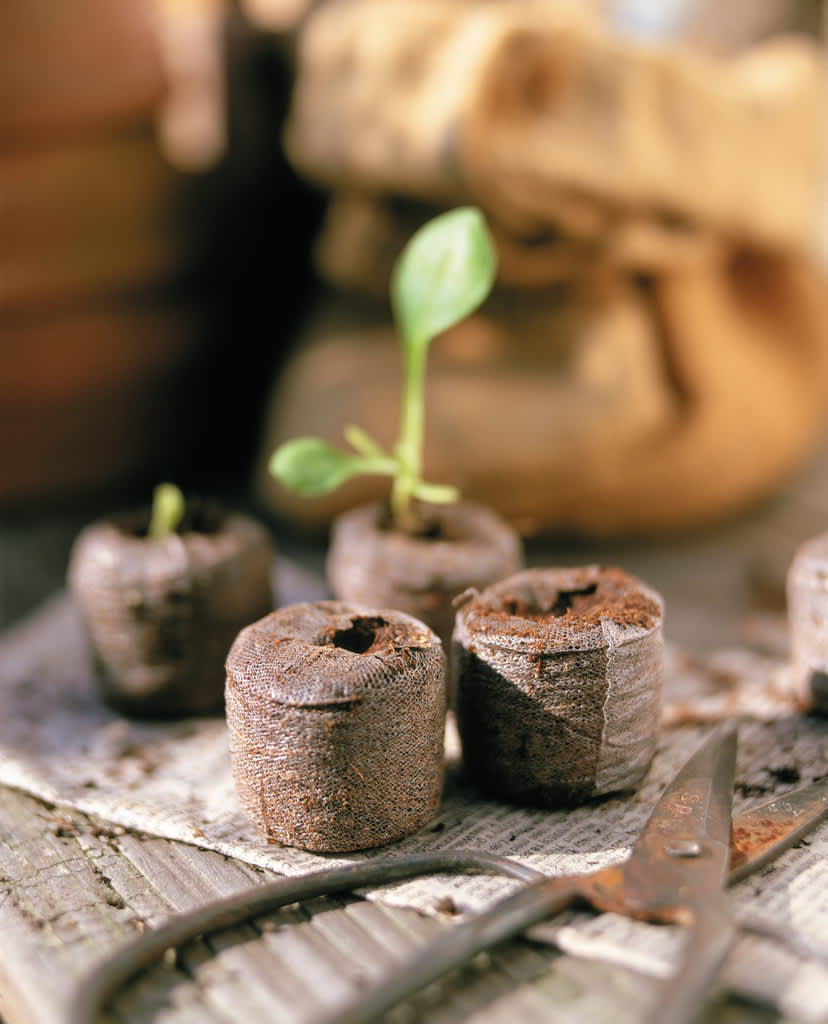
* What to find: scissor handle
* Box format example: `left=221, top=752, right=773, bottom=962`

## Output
left=64, top=849, right=543, bottom=1024
left=318, top=865, right=738, bottom=1024
left=316, top=874, right=582, bottom=1024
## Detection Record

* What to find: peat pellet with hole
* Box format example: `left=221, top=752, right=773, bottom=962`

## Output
left=453, top=566, right=665, bottom=807
left=225, top=601, right=446, bottom=852
left=787, top=532, right=828, bottom=714
left=68, top=503, right=274, bottom=718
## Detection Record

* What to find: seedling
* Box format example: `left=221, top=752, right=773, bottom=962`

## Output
left=147, top=482, right=186, bottom=540
left=269, top=206, right=497, bottom=533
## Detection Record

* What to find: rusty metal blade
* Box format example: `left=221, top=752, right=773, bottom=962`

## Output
left=618, top=726, right=739, bottom=1024
left=729, top=777, right=828, bottom=885
left=627, top=725, right=738, bottom=898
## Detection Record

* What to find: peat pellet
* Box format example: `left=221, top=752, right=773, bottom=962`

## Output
left=787, top=532, right=828, bottom=714
left=326, top=500, right=524, bottom=653
left=453, top=566, right=665, bottom=807
left=225, top=601, right=446, bottom=852
left=69, top=504, right=274, bottom=718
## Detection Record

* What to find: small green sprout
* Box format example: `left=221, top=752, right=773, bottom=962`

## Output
left=269, top=206, right=497, bottom=532
left=147, top=482, right=186, bottom=540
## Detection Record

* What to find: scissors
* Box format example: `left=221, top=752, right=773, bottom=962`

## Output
left=67, top=724, right=828, bottom=1024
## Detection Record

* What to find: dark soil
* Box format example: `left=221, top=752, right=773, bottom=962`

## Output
left=474, top=568, right=660, bottom=631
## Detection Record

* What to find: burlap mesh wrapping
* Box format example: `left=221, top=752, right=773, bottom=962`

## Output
left=458, top=21, right=821, bottom=250
left=314, top=193, right=723, bottom=297
left=285, top=0, right=822, bottom=251
left=225, top=601, right=446, bottom=852
left=326, top=501, right=524, bottom=651
left=787, top=533, right=828, bottom=715
left=254, top=0, right=828, bottom=537
left=453, top=567, right=664, bottom=806
left=68, top=509, right=274, bottom=717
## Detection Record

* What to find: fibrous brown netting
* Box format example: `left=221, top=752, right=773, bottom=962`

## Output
left=453, top=567, right=664, bottom=807
left=225, top=601, right=446, bottom=852
left=69, top=511, right=274, bottom=717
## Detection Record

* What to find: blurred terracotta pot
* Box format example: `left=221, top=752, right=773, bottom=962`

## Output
left=0, top=297, right=209, bottom=506
left=0, top=0, right=166, bottom=143
left=0, top=127, right=195, bottom=311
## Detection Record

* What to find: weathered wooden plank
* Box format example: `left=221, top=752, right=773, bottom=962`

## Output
left=343, top=897, right=444, bottom=957
left=113, top=835, right=269, bottom=911
left=105, top=838, right=320, bottom=1020
left=0, top=790, right=146, bottom=1024
left=255, top=904, right=377, bottom=1015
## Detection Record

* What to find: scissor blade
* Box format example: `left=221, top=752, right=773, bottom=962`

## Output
left=622, top=726, right=739, bottom=1024
left=629, top=724, right=738, bottom=892
left=729, top=776, right=828, bottom=885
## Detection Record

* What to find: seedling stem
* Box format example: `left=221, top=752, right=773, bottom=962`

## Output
left=269, top=206, right=497, bottom=532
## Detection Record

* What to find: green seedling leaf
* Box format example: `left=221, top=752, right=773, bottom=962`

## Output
left=391, top=206, right=497, bottom=352
left=270, top=437, right=390, bottom=496
left=148, top=482, right=186, bottom=540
